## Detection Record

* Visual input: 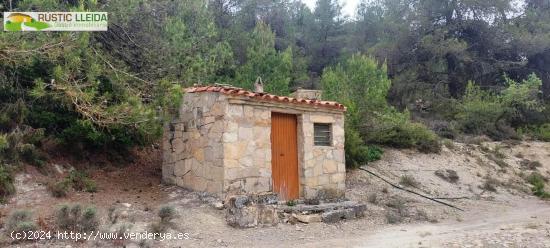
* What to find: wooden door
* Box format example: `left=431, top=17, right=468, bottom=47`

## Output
left=271, top=112, right=299, bottom=200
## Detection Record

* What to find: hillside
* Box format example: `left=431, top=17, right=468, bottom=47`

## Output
left=1, top=140, right=549, bottom=247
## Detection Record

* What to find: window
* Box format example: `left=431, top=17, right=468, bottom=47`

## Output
left=314, top=123, right=332, bottom=146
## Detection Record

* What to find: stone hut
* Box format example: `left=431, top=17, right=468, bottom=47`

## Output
left=162, top=85, right=346, bottom=200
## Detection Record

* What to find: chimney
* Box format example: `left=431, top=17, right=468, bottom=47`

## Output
left=290, top=88, right=322, bottom=100
left=254, top=77, right=264, bottom=93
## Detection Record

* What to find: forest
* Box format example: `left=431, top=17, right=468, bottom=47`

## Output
left=1, top=0, right=550, bottom=201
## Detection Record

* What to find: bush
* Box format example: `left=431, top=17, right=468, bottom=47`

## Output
left=0, top=164, right=15, bottom=203
left=385, top=210, right=402, bottom=224
left=0, top=133, right=7, bottom=151
left=399, top=175, right=420, bottom=188
left=321, top=55, right=440, bottom=156
left=345, top=127, right=383, bottom=168
left=48, top=180, right=70, bottom=198
left=56, top=204, right=99, bottom=232
left=526, top=172, right=550, bottom=199
left=367, top=110, right=440, bottom=153
left=519, top=124, right=550, bottom=141
left=158, top=205, right=176, bottom=223
left=48, top=170, right=97, bottom=197
left=481, top=177, right=499, bottom=192
left=66, top=170, right=97, bottom=193
left=456, top=75, right=545, bottom=140
left=6, top=210, right=37, bottom=234
left=1, top=127, right=46, bottom=166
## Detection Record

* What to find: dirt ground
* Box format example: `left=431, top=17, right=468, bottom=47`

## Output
left=1, top=141, right=549, bottom=247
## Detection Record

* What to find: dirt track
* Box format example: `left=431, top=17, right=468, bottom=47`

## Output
left=348, top=198, right=550, bottom=248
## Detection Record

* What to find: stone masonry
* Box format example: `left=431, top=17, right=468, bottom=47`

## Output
left=162, top=87, right=346, bottom=200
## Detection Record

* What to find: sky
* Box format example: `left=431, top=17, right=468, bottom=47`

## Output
left=301, top=0, right=360, bottom=18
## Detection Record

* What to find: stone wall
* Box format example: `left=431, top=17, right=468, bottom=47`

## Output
left=222, top=103, right=272, bottom=194
left=162, top=92, right=227, bottom=195
left=300, top=113, right=346, bottom=199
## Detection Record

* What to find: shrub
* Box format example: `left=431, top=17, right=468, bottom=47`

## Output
left=0, top=164, right=15, bottom=203
left=345, top=127, right=383, bottom=168
left=434, top=169, right=459, bottom=183
left=367, top=110, right=440, bottom=153
left=48, top=170, right=97, bottom=197
left=6, top=210, right=37, bottom=234
left=488, top=155, right=509, bottom=168
left=80, top=207, right=100, bottom=231
left=150, top=206, right=176, bottom=234
left=0, top=133, right=7, bottom=151
left=442, top=139, right=455, bottom=149
left=55, top=204, right=99, bottom=232
left=430, top=120, right=459, bottom=139
left=481, top=177, right=499, bottom=192
left=66, top=170, right=97, bottom=193
left=158, top=205, right=176, bottom=223
left=526, top=172, right=550, bottom=199
left=456, top=75, right=545, bottom=140
left=386, top=197, right=407, bottom=214
left=385, top=210, right=402, bottom=224
left=520, top=159, right=542, bottom=170
left=48, top=180, right=70, bottom=198
left=1, top=127, right=46, bottom=166
left=519, top=124, right=550, bottom=141
left=367, top=193, right=378, bottom=204
left=399, top=175, right=420, bottom=188
left=150, top=221, right=167, bottom=233
left=321, top=54, right=440, bottom=155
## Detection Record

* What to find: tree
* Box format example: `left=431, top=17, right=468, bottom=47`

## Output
left=308, top=0, right=344, bottom=75
left=234, top=22, right=293, bottom=95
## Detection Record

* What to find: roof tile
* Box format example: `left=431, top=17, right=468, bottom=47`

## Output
left=185, top=85, right=346, bottom=111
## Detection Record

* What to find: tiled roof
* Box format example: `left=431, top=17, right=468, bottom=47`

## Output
left=186, top=85, right=346, bottom=111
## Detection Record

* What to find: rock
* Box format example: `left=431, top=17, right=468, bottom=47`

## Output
left=257, top=206, right=278, bottom=226
left=295, top=213, right=322, bottom=223
left=321, top=210, right=345, bottom=223
left=250, top=192, right=278, bottom=205
left=304, top=198, right=320, bottom=205
left=121, top=203, right=132, bottom=208
left=343, top=208, right=356, bottom=219
left=225, top=205, right=258, bottom=228
left=212, top=201, right=224, bottom=210
left=119, top=210, right=129, bottom=219
left=231, top=195, right=250, bottom=209
left=352, top=204, right=367, bottom=217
